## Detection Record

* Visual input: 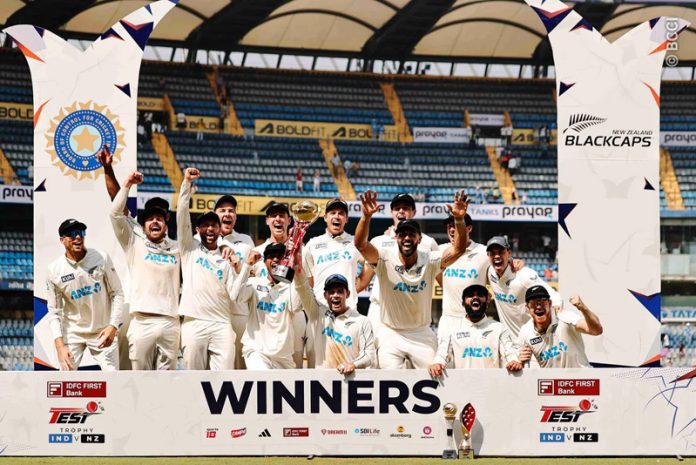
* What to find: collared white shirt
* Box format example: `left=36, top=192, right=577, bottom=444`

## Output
left=46, top=249, right=124, bottom=340
left=295, top=272, right=375, bottom=369
left=487, top=265, right=560, bottom=338
left=434, top=316, right=517, bottom=368
left=303, top=230, right=363, bottom=308
left=178, top=180, right=240, bottom=323
left=111, top=187, right=180, bottom=316
left=518, top=311, right=590, bottom=368
left=375, top=247, right=442, bottom=330
left=439, top=240, right=488, bottom=318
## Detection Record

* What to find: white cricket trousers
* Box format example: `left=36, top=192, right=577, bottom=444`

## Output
left=181, top=316, right=236, bottom=370
left=64, top=331, right=119, bottom=371
left=377, top=325, right=437, bottom=369
left=127, top=312, right=180, bottom=370
left=230, top=313, right=247, bottom=369
left=243, top=351, right=296, bottom=370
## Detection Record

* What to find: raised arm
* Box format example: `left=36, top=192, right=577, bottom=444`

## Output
left=177, top=167, right=200, bottom=253
left=228, top=252, right=260, bottom=302
left=294, top=264, right=319, bottom=322
left=568, top=295, right=603, bottom=336
left=110, top=171, right=142, bottom=249
left=440, top=190, right=470, bottom=269
left=97, top=145, right=128, bottom=214
left=354, top=190, right=380, bottom=265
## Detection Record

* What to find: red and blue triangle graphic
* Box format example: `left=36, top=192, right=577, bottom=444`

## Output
left=101, top=28, right=124, bottom=41
left=119, top=19, right=154, bottom=51
left=532, top=6, right=573, bottom=33
left=628, top=290, right=661, bottom=322
left=570, top=18, right=593, bottom=32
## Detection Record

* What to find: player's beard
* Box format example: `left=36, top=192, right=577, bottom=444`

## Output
left=464, top=299, right=487, bottom=322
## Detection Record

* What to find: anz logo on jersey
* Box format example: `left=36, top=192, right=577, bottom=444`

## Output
left=257, top=301, right=286, bottom=314
left=316, top=250, right=352, bottom=265
left=195, top=257, right=224, bottom=280
left=540, top=341, right=568, bottom=362
left=462, top=347, right=493, bottom=358
left=70, top=282, right=101, bottom=300
left=393, top=280, right=427, bottom=293
left=322, top=326, right=353, bottom=346
left=443, top=267, right=479, bottom=279
left=144, top=252, right=177, bottom=265
left=494, top=292, right=517, bottom=304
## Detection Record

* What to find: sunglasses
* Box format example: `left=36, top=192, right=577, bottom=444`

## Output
left=63, top=230, right=86, bottom=239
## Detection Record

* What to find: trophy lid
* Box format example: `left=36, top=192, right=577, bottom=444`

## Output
left=291, top=201, right=320, bottom=222
left=443, top=403, right=458, bottom=417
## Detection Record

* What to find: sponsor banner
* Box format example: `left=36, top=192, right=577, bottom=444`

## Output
left=0, top=185, right=33, bottom=204
left=183, top=115, right=222, bottom=134
left=661, top=307, right=696, bottom=322
left=5, top=1, right=178, bottom=369
left=526, top=1, right=689, bottom=366
left=254, top=119, right=398, bottom=142
left=137, top=97, right=165, bottom=112
left=0, top=101, right=33, bottom=121
left=0, top=280, right=33, bottom=291
left=470, top=113, right=505, bottom=127
left=412, top=127, right=469, bottom=144
left=511, top=128, right=558, bottom=146
left=660, top=131, right=696, bottom=147
left=0, top=369, right=694, bottom=455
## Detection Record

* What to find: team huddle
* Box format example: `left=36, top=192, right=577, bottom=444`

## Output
left=45, top=150, right=603, bottom=373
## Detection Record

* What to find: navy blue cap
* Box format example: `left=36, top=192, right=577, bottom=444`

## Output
left=324, top=274, right=349, bottom=291
left=263, top=242, right=286, bottom=259
left=525, top=285, right=551, bottom=303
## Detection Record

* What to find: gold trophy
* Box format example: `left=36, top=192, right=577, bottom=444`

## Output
left=271, top=200, right=320, bottom=283
left=459, top=402, right=476, bottom=459
left=442, top=403, right=458, bottom=459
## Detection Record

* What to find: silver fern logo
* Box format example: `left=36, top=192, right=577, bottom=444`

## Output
left=564, top=114, right=607, bottom=134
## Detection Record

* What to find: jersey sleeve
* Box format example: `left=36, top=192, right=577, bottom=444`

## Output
left=428, top=249, right=443, bottom=271
left=499, top=326, right=519, bottom=364
left=45, top=273, right=64, bottom=341
left=103, top=253, right=125, bottom=329
left=302, top=243, right=315, bottom=279
left=294, top=269, right=319, bottom=321
left=110, top=186, right=134, bottom=250
left=353, top=317, right=376, bottom=369
left=558, top=309, right=582, bottom=326
left=433, top=331, right=452, bottom=366
left=176, top=180, right=196, bottom=254
left=229, top=263, right=254, bottom=303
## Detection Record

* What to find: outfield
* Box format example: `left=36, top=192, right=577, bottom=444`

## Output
left=2, top=457, right=696, bottom=465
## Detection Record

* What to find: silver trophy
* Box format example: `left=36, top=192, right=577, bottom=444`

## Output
left=442, top=403, right=458, bottom=459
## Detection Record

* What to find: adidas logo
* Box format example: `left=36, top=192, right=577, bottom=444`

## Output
left=259, top=429, right=271, bottom=437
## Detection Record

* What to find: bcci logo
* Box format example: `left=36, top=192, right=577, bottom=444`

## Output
left=46, top=101, right=125, bottom=179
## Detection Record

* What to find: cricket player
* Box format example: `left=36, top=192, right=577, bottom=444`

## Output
left=355, top=190, right=469, bottom=369
left=177, top=168, right=242, bottom=370
left=362, top=193, right=439, bottom=349
left=194, top=193, right=253, bottom=370
left=295, top=271, right=375, bottom=373
left=428, top=284, right=522, bottom=376
left=46, top=219, right=124, bottom=371
left=111, top=171, right=180, bottom=370
left=518, top=286, right=602, bottom=368
left=252, top=202, right=307, bottom=368
left=234, top=243, right=304, bottom=369
left=303, top=198, right=371, bottom=309
left=486, top=236, right=560, bottom=339
left=436, top=213, right=488, bottom=339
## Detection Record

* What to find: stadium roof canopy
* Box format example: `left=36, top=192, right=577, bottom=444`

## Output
left=2, top=0, right=696, bottom=66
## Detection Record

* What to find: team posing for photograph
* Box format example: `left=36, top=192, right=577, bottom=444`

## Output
left=45, top=148, right=603, bottom=373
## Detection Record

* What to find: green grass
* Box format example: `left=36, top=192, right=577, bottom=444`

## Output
left=2, top=458, right=696, bottom=465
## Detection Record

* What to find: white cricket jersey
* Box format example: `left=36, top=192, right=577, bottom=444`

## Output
left=178, top=180, right=239, bottom=324
left=518, top=311, right=590, bottom=368
left=46, top=249, right=124, bottom=340
left=439, top=241, right=488, bottom=318
left=376, top=247, right=442, bottom=330
left=434, top=316, right=517, bottom=368
left=487, top=265, right=560, bottom=338
left=111, top=186, right=180, bottom=316
left=223, top=230, right=255, bottom=249
left=295, top=272, right=375, bottom=369
left=368, top=228, right=439, bottom=304
left=235, top=264, right=303, bottom=359
left=193, top=233, right=252, bottom=261
left=303, top=231, right=363, bottom=308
